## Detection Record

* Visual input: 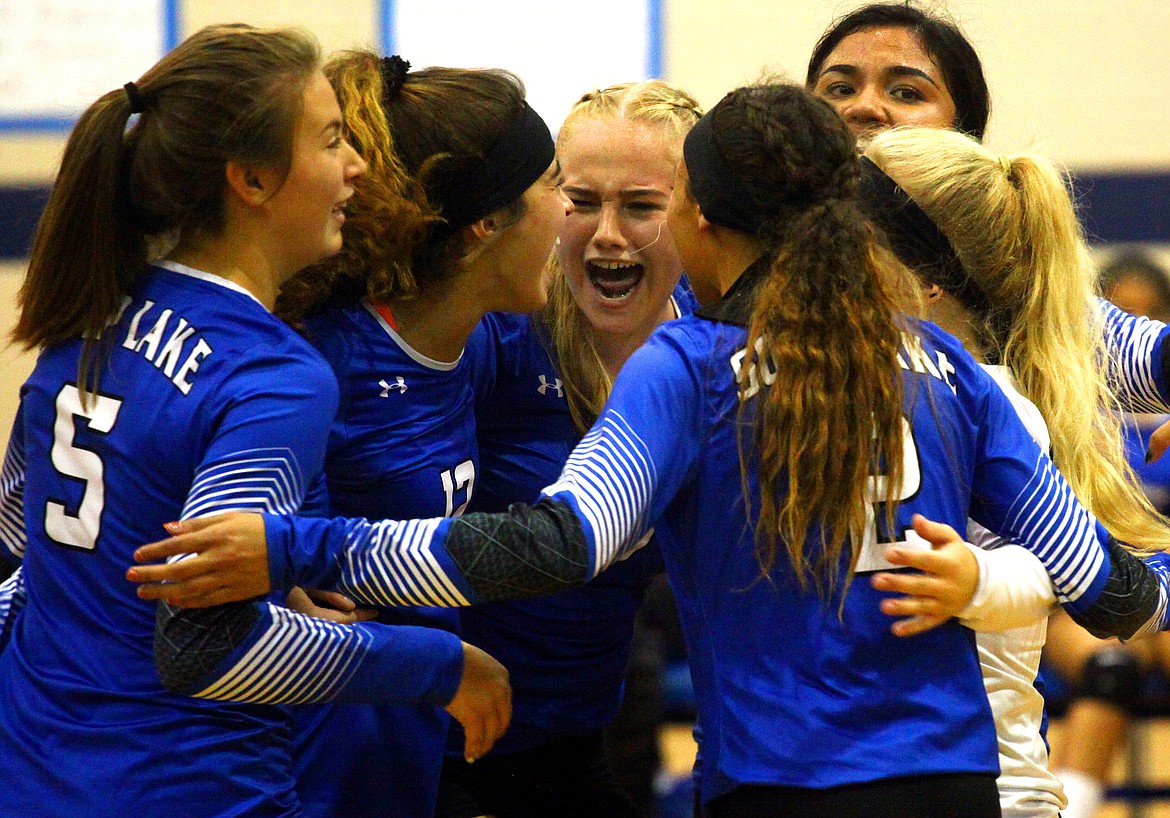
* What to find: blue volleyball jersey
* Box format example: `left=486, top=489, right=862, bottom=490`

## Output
left=294, top=300, right=473, bottom=818
left=0, top=263, right=463, bottom=818
left=455, top=281, right=698, bottom=753
left=538, top=312, right=1110, bottom=802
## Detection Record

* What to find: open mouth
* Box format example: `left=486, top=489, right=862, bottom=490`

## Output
left=587, top=259, right=644, bottom=301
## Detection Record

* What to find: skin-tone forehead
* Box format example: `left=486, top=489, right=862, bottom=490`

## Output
left=817, top=25, right=948, bottom=88
left=301, top=71, right=343, bottom=139
left=558, top=115, right=678, bottom=188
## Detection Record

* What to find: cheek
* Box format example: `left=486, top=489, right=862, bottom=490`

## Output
left=909, top=96, right=958, bottom=130
left=557, top=218, right=594, bottom=275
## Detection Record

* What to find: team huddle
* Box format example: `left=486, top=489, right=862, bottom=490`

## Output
left=1, top=4, right=1168, bottom=818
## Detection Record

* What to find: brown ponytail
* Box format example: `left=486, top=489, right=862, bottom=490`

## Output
left=14, top=24, right=321, bottom=399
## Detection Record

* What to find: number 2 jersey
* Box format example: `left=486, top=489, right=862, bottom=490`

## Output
left=0, top=262, right=464, bottom=818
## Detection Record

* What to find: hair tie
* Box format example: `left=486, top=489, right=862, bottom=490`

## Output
left=998, top=153, right=1014, bottom=179
left=380, top=55, right=411, bottom=100
left=123, top=81, right=145, bottom=114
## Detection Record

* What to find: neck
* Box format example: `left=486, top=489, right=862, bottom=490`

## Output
left=592, top=297, right=677, bottom=379
left=382, top=274, right=486, bottom=362
left=927, top=293, right=988, bottom=363
left=168, top=235, right=288, bottom=312
left=713, top=230, right=766, bottom=298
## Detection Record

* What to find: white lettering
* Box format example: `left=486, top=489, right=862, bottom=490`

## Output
left=154, top=318, right=197, bottom=378
left=121, top=300, right=156, bottom=350
left=134, top=309, right=173, bottom=363
left=173, top=339, right=213, bottom=395
left=731, top=337, right=776, bottom=401
left=936, top=350, right=957, bottom=394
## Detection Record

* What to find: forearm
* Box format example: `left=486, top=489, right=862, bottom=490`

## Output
left=1098, top=298, right=1170, bottom=412
left=1067, top=542, right=1170, bottom=641
left=154, top=597, right=463, bottom=706
left=266, top=498, right=592, bottom=606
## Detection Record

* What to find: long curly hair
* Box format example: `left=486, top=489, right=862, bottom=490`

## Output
left=277, top=52, right=528, bottom=323
left=707, top=83, right=918, bottom=596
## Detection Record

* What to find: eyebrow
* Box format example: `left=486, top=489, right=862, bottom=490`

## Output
left=547, top=159, right=563, bottom=179
left=561, top=186, right=668, bottom=198
left=818, top=63, right=942, bottom=89
left=621, top=187, right=669, bottom=198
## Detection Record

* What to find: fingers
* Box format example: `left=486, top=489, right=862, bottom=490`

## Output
left=449, top=643, right=512, bottom=763
left=467, top=683, right=511, bottom=763
left=133, top=535, right=199, bottom=564
left=871, top=569, right=947, bottom=599
left=883, top=545, right=954, bottom=574
left=132, top=579, right=241, bottom=608
left=132, top=515, right=246, bottom=563
left=305, top=589, right=357, bottom=613
left=876, top=590, right=951, bottom=637
left=877, top=589, right=945, bottom=619
left=890, top=614, right=949, bottom=638
left=1148, top=418, right=1170, bottom=463
left=462, top=714, right=488, bottom=764
left=458, top=686, right=511, bottom=763
left=873, top=533, right=978, bottom=638
left=909, top=513, right=962, bottom=548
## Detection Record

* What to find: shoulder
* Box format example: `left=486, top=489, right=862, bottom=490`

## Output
left=619, top=318, right=716, bottom=394
left=980, top=365, right=1051, bottom=451
left=672, top=274, right=700, bottom=317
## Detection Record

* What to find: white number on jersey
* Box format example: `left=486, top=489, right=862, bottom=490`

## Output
left=855, top=416, right=926, bottom=573
left=45, top=385, right=123, bottom=550
left=440, top=459, right=476, bottom=518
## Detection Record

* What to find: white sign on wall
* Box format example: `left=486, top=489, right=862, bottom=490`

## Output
left=0, top=0, right=178, bottom=129
left=382, top=0, right=663, bottom=130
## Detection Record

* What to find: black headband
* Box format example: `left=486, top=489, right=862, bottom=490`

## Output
left=433, top=101, right=555, bottom=230
left=858, top=156, right=990, bottom=318
left=682, top=111, right=764, bottom=234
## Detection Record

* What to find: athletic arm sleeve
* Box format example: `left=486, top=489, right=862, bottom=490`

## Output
left=154, top=352, right=464, bottom=706
left=263, top=329, right=706, bottom=605
left=1098, top=297, right=1170, bottom=412
left=967, top=365, right=1170, bottom=639
left=958, top=543, right=1057, bottom=632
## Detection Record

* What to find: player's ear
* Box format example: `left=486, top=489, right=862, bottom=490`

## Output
left=459, top=209, right=505, bottom=261
left=225, top=161, right=278, bottom=206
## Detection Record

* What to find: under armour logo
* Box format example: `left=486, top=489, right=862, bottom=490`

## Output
left=537, top=375, right=563, bottom=397
left=379, top=377, right=407, bottom=396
